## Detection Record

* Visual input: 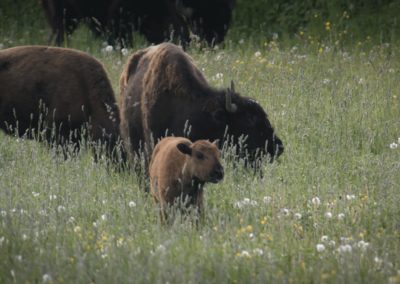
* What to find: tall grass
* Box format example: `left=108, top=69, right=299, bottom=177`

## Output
left=0, top=7, right=400, bottom=284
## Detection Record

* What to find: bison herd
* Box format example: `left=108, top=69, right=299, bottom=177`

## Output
left=0, top=43, right=283, bottom=222
left=40, top=0, right=235, bottom=46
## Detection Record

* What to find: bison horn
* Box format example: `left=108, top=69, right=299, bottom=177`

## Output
left=225, top=81, right=238, bottom=113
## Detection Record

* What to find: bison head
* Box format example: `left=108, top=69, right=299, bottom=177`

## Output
left=177, top=140, right=224, bottom=183
left=208, top=81, right=284, bottom=163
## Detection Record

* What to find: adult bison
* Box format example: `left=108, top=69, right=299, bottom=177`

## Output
left=180, top=0, right=235, bottom=45
left=0, top=46, right=121, bottom=159
left=119, top=43, right=284, bottom=167
left=40, top=0, right=190, bottom=46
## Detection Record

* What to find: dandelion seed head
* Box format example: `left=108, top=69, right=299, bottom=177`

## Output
left=294, top=213, right=302, bottom=219
left=254, top=51, right=262, bottom=58
left=357, top=240, right=370, bottom=251
left=338, top=244, right=352, bottom=253
left=128, top=201, right=137, bottom=208
left=316, top=244, right=326, bottom=252
left=325, top=212, right=333, bottom=219
left=57, top=205, right=66, bottom=213
left=311, top=197, right=321, bottom=206
left=263, top=196, right=272, bottom=204
left=101, top=214, right=107, bottom=221
left=338, top=213, right=345, bottom=220
left=346, top=194, right=356, bottom=200
left=321, top=235, right=329, bottom=242
left=121, top=48, right=129, bottom=56
left=42, top=274, right=52, bottom=283
left=390, top=143, right=398, bottom=149
left=253, top=248, right=264, bottom=256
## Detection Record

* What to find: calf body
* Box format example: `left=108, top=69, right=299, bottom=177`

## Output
left=149, top=137, right=223, bottom=220
left=0, top=46, right=120, bottom=157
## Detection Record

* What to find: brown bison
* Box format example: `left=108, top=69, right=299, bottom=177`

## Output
left=119, top=43, right=283, bottom=167
left=0, top=46, right=120, bottom=158
left=149, top=137, right=223, bottom=221
left=40, top=0, right=190, bottom=46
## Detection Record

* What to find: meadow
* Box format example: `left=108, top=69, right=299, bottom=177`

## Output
left=1, top=4, right=400, bottom=283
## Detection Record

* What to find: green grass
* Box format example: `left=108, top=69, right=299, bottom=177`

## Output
left=1, top=14, right=400, bottom=284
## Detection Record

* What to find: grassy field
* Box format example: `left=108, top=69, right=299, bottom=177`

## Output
left=1, top=10, right=400, bottom=284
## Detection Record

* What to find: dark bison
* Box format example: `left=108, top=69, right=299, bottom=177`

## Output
left=149, top=137, right=223, bottom=221
left=0, top=46, right=120, bottom=158
left=40, top=0, right=190, bottom=46
left=119, top=43, right=284, bottom=166
left=180, top=0, right=235, bottom=45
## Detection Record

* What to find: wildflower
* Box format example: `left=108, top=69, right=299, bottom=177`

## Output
left=128, top=201, right=137, bottom=208
left=328, top=240, right=336, bottom=247
left=338, top=213, right=345, bottom=220
left=281, top=208, right=290, bottom=216
left=238, top=250, right=251, bottom=258
left=325, top=212, right=333, bottom=219
left=249, top=233, right=255, bottom=239
left=57, top=205, right=66, bottom=213
left=322, top=78, right=331, bottom=84
left=358, top=78, right=365, bottom=85
left=101, top=214, right=107, bottom=221
left=42, top=274, right=52, bottom=283
left=32, top=192, right=40, bottom=197
left=102, top=199, right=107, bottom=205
left=68, top=216, right=75, bottom=223
left=311, top=197, right=321, bottom=206
left=16, top=255, right=22, bottom=261
left=294, top=213, right=302, bottom=219
left=263, top=196, right=272, bottom=204
left=49, top=194, right=57, bottom=201
left=325, top=21, right=331, bottom=31
left=374, top=256, right=383, bottom=266
left=254, top=51, right=262, bottom=58
left=321, top=235, right=329, bottom=242
left=338, top=244, right=352, bottom=253
left=74, top=226, right=81, bottom=233
left=357, top=240, right=370, bottom=251
left=346, top=194, right=356, bottom=200
left=253, top=248, right=264, bottom=256
left=156, top=244, right=166, bottom=253
left=121, top=48, right=129, bottom=56
left=93, top=222, right=98, bottom=228
left=104, top=45, right=113, bottom=53
left=316, top=244, right=326, bottom=252
left=215, top=73, right=223, bottom=80
left=22, top=234, right=28, bottom=241
left=390, top=143, right=398, bottom=149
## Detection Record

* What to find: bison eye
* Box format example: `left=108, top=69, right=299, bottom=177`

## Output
left=196, top=152, right=205, bottom=160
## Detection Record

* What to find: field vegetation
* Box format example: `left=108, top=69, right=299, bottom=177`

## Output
left=0, top=1, right=399, bottom=283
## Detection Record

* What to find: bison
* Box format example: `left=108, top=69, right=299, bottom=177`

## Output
left=149, top=137, right=223, bottom=221
left=40, top=0, right=190, bottom=46
left=119, top=42, right=283, bottom=168
left=0, top=45, right=121, bottom=159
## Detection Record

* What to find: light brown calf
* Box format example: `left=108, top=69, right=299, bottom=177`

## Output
left=149, top=137, right=224, bottom=221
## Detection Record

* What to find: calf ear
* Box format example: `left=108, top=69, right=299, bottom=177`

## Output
left=177, top=143, right=192, bottom=156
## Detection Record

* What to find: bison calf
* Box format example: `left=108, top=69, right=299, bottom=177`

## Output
left=0, top=46, right=121, bottom=160
left=149, top=137, right=224, bottom=221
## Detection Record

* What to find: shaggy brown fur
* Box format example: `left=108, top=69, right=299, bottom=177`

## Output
left=0, top=46, right=120, bottom=157
left=149, top=137, right=223, bottom=221
left=120, top=42, right=283, bottom=170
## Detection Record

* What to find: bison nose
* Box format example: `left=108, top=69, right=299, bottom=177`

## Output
left=210, top=165, right=224, bottom=182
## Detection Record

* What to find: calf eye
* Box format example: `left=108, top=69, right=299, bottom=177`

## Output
left=196, top=152, right=205, bottom=160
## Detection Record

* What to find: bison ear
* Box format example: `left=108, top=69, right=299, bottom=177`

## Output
left=177, top=143, right=192, bottom=156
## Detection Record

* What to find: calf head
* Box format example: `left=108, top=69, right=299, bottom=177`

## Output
left=177, top=140, right=224, bottom=183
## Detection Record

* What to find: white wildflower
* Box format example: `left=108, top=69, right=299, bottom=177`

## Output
left=311, top=197, right=321, bottom=206
left=22, top=234, right=28, bottom=241
left=74, top=226, right=81, bottom=233
left=215, top=73, right=223, bottom=79
left=93, top=222, right=98, bottom=228
left=32, top=192, right=40, bottom=197
left=346, top=194, right=356, bottom=200
left=294, top=213, right=302, bottom=219
left=49, top=194, right=57, bottom=201
left=263, top=196, right=272, bottom=204
left=322, top=78, right=331, bottom=84
left=281, top=208, right=290, bottom=216
left=42, top=274, right=52, bottom=283
left=121, top=48, right=129, bottom=56
left=338, top=213, right=345, bottom=220
left=249, top=233, right=255, bottom=239
left=388, top=68, right=395, bottom=73
left=321, top=235, right=329, bottom=242
left=338, top=244, right=352, bottom=253
left=358, top=78, right=365, bottom=85
left=374, top=256, right=383, bottom=266
left=57, top=205, right=66, bottom=213
left=254, top=51, right=262, bottom=58
left=325, top=212, right=333, bottom=219
left=16, top=255, right=22, bottom=261
left=328, top=240, right=336, bottom=247
left=316, top=244, right=326, bottom=252
left=357, top=240, right=370, bottom=251
left=390, top=143, right=398, bottom=149
left=102, top=199, right=107, bottom=205
left=239, top=250, right=251, bottom=257
left=101, top=214, right=107, bottom=221
left=156, top=244, right=166, bottom=253
left=128, top=201, right=137, bottom=208
left=104, top=45, right=113, bottom=53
